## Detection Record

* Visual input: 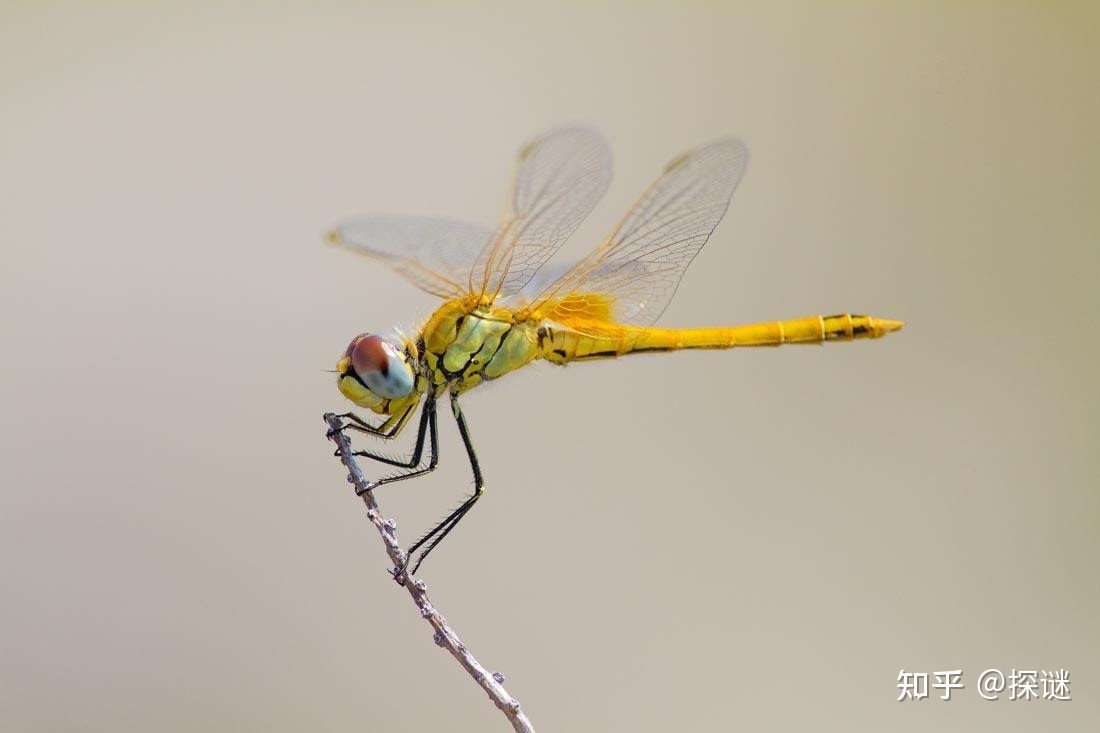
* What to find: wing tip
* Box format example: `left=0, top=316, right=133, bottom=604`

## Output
left=521, top=123, right=611, bottom=162
left=665, top=136, right=750, bottom=174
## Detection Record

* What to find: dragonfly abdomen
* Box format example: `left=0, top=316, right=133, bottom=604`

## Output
left=539, top=313, right=904, bottom=364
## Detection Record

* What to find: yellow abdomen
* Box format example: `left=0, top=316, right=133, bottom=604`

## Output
left=539, top=313, right=904, bottom=363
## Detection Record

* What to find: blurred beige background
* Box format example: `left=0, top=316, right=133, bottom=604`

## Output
left=2, top=2, right=1097, bottom=731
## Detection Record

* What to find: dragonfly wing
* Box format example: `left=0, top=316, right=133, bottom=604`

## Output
left=533, top=138, right=748, bottom=328
left=470, top=125, right=612, bottom=300
left=327, top=216, right=493, bottom=299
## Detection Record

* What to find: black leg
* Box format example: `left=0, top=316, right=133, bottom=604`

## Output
left=332, top=403, right=415, bottom=439
left=398, top=393, right=485, bottom=577
left=351, top=397, right=439, bottom=491
left=451, top=393, right=484, bottom=487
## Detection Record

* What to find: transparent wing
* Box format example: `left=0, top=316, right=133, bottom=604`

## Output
left=531, top=138, right=748, bottom=328
left=327, top=216, right=493, bottom=299
left=470, top=125, right=612, bottom=299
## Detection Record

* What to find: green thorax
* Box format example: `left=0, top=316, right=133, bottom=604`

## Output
left=419, top=298, right=541, bottom=393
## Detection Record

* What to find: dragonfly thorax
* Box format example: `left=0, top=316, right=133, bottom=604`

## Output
left=420, top=299, right=542, bottom=394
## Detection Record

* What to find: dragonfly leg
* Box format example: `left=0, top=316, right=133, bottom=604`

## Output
left=331, top=407, right=408, bottom=439
left=350, top=397, right=439, bottom=491
left=397, top=393, right=485, bottom=578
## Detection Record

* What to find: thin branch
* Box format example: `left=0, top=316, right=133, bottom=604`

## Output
left=323, top=413, right=535, bottom=733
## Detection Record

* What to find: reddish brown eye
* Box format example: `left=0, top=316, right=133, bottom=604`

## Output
left=349, top=334, right=390, bottom=378
left=344, top=334, right=414, bottom=398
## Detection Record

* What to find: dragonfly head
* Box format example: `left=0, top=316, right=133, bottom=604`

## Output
left=336, top=334, right=416, bottom=413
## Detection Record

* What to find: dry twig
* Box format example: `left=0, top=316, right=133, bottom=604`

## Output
left=323, top=413, right=535, bottom=733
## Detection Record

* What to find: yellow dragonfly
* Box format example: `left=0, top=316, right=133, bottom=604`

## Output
left=327, top=126, right=902, bottom=576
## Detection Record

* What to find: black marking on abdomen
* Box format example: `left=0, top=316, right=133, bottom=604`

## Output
left=625, top=345, right=673, bottom=354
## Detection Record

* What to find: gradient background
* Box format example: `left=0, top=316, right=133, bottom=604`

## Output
left=2, top=2, right=1097, bottom=731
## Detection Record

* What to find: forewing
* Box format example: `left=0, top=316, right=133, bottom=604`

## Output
left=535, top=138, right=748, bottom=327
left=470, top=125, right=612, bottom=299
left=327, top=216, right=493, bottom=299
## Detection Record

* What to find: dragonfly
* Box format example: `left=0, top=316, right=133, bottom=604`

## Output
left=327, top=126, right=903, bottom=577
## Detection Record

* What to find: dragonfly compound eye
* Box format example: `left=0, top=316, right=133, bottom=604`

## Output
left=347, top=334, right=414, bottom=399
